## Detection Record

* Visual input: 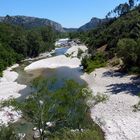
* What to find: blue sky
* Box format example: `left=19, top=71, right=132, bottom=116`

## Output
left=0, top=0, right=128, bottom=28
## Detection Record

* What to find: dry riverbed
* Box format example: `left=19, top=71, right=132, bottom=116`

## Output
left=25, top=45, right=140, bottom=140
left=82, top=68, right=140, bottom=140
left=0, top=44, right=140, bottom=140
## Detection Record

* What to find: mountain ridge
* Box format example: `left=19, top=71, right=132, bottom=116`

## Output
left=0, top=15, right=110, bottom=32
left=78, top=17, right=110, bottom=31
left=0, top=15, right=64, bottom=32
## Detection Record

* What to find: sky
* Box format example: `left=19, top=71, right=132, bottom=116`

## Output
left=0, top=0, right=128, bottom=28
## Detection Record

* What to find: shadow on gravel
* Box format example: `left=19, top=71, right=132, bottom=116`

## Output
left=106, top=83, right=140, bottom=95
left=102, top=70, right=127, bottom=78
left=102, top=69, right=140, bottom=95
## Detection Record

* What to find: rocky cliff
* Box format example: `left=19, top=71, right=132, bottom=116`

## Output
left=0, top=15, right=64, bottom=32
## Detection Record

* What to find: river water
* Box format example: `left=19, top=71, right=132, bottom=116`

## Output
left=14, top=48, right=86, bottom=99
left=15, top=63, right=85, bottom=85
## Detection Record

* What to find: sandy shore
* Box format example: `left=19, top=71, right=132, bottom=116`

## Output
left=25, top=45, right=140, bottom=140
left=25, top=45, right=87, bottom=72
left=25, top=55, right=81, bottom=71
left=0, top=64, right=28, bottom=100
left=0, top=64, right=29, bottom=125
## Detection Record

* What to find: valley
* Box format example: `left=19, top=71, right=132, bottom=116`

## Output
left=0, top=0, right=140, bottom=140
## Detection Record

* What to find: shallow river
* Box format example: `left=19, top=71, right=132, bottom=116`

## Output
left=13, top=51, right=86, bottom=100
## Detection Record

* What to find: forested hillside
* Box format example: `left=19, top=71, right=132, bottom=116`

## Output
left=0, top=23, right=57, bottom=76
left=72, top=1, right=140, bottom=73
left=78, top=17, right=110, bottom=31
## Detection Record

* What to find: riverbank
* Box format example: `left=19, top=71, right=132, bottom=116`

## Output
left=0, top=64, right=27, bottom=125
left=25, top=45, right=88, bottom=84
left=24, top=45, right=140, bottom=140
left=1, top=43, right=140, bottom=139
left=25, top=55, right=81, bottom=71
left=0, top=44, right=87, bottom=126
left=0, top=64, right=29, bottom=100
left=83, top=67, right=140, bottom=140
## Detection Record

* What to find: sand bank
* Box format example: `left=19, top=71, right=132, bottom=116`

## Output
left=0, top=64, right=28, bottom=124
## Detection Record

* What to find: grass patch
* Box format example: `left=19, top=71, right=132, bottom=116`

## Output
left=49, top=126, right=104, bottom=140
left=82, top=52, right=107, bottom=73
left=92, top=93, right=109, bottom=106
left=85, top=60, right=106, bottom=73
left=77, top=48, right=84, bottom=59
left=133, top=93, right=140, bottom=112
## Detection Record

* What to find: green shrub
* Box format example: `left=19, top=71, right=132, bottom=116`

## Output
left=2, top=78, right=104, bottom=140
left=50, top=128, right=104, bottom=140
left=81, top=56, right=88, bottom=70
left=82, top=52, right=107, bottom=73
left=117, top=38, right=138, bottom=68
left=0, top=125, right=19, bottom=140
left=111, top=59, right=120, bottom=66
left=86, top=60, right=106, bottom=73
left=77, top=48, right=84, bottom=59
left=129, top=66, right=140, bottom=74
left=133, top=101, right=140, bottom=112
left=92, top=93, right=109, bottom=106
left=65, top=53, right=71, bottom=57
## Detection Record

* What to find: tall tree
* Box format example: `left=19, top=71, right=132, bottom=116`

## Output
left=26, top=31, right=42, bottom=57
left=129, top=0, right=135, bottom=9
left=117, top=38, right=138, bottom=68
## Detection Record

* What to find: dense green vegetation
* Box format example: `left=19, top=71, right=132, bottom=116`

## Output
left=1, top=78, right=104, bottom=140
left=0, top=23, right=57, bottom=76
left=0, top=125, right=19, bottom=140
left=70, top=1, right=140, bottom=73
left=81, top=52, right=107, bottom=73
left=50, top=128, right=104, bottom=140
left=117, top=38, right=140, bottom=73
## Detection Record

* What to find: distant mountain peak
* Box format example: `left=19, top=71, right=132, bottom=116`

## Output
left=91, top=17, right=100, bottom=20
left=0, top=15, right=64, bottom=32
left=78, top=17, right=110, bottom=31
